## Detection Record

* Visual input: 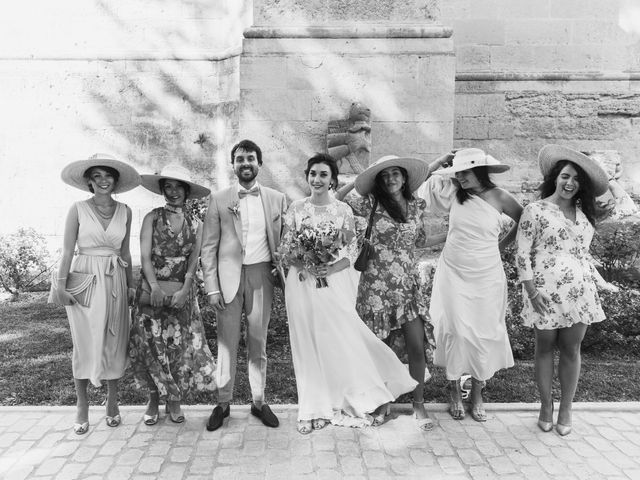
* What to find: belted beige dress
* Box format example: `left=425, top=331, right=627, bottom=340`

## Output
left=65, top=200, right=130, bottom=386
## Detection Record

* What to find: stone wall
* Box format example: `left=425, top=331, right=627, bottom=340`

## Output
left=439, top=0, right=640, bottom=192
left=0, top=1, right=251, bottom=258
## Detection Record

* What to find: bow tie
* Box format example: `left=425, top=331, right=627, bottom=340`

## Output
left=238, top=186, right=259, bottom=198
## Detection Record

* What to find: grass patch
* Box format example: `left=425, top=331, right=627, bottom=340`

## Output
left=1, top=292, right=639, bottom=406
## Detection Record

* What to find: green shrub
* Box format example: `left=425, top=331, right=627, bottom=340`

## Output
left=582, top=288, right=640, bottom=357
left=0, top=228, right=53, bottom=298
left=591, top=221, right=640, bottom=282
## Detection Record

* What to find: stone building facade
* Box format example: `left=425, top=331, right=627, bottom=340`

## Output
left=0, top=0, right=638, bottom=255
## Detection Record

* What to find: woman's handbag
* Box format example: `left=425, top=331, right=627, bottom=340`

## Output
left=138, top=279, right=184, bottom=306
left=47, top=271, right=97, bottom=307
left=354, top=198, right=378, bottom=272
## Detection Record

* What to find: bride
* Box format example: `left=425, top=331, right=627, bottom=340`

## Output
left=281, top=153, right=418, bottom=434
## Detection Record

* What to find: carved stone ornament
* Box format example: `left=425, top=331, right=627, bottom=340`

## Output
left=327, top=102, right=372, bottom=175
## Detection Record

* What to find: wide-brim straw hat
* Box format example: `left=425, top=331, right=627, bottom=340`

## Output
left=354, top=155, right=430, bottom=195
left=433, top=148, right=510, bottom=176
left=538, top=144, right=609, bottom=196
left=61, top=153, right=141, bottom=194
left=141, top=164, right=211, bottom=199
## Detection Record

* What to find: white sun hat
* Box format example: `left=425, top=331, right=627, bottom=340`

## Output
left=61, top=153, right=141, bottom=193
left=433, top=148, right=510, bottom=176
left=538, top=144, right=609, bottom=196
left=141, top=164, right=211, bottom=199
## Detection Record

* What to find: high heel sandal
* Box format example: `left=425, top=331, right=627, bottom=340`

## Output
left=556, top=423, right=572, bottom=436
left=297, top=420, right=313, bottom=435
left=73, top=421, right=90, bottom=435
left=537, top=402, right=553, bottom=433
left=144, top=391, right=160, bottom=426
left=413, top=401, right=434, bottom=431
left=105, top=414, right=121, bottom=427
left=371, top=403, right=391, bottom=427
left=165, top=402, right=185, bottom=424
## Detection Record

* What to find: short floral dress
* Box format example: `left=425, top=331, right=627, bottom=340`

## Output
left=129, top=207, right=216, bottom=401
left=515, top=200, right=606, bottom=329
left=346, top=195, right=433, bottom=364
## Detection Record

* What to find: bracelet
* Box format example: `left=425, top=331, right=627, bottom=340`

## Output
left=185, top=272, right=194, bottom=279
left=57, top=277, right=67, bottom=281
left=529, top=290, right=540, bottom=300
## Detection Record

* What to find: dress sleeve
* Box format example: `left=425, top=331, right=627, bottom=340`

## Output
left=418, top=175, right=456, bottom=214
left=339, top=203, right=359, bottom=264
left=278, top=201, right=299, bottom=267
left=515, top=203, right=539, bottom=282
left=345, top=194, right=371, bottom=218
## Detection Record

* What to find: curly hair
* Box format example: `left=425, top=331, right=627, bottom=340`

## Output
left=539, top=159, right=597, bottom=226
left=231, top=139, right=262, bottom=166
left=371, top=167, right=413, bottom=223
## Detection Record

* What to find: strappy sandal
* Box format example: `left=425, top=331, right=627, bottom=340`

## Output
left=470, top=405, right=487, bottom=422
left=371, top=403, right=390, bottom=427
left=105, top=414, right=121, bottom=427
left=312, top=418, right=329, bottom=430
left=413, top=401, right=435, bottom=431
left=470, top=378, right=487, bottom=422
left=297, top=420, right=313, bottom=435
left=448, top=382, right=465, bottom=420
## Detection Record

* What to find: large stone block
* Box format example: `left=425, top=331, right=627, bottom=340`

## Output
left=240, top=56, right=287, bottom=90
left=253, top=0, right=440, bottom=25
left=240, top=89, right=312, bottom=122
left=505, top=19, right=570, bottom=45
left=454, top=94, right=505, bottom=117
left=455, top=45, right=491, bottom=71
left=451, top=19, right=505, bottom=46
left=454, top=117, right=489, bottom=140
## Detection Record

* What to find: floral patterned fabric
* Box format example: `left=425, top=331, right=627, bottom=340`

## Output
left=346, top=195, right=430, bottom=340
left=129, top=207, right=216, bottom=401
left=515, top=200, right=606, bottom=329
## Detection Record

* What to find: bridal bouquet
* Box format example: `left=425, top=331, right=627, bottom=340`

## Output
left=280, top=219, right=346, bottom=288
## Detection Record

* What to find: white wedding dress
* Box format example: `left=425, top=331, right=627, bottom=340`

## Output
left=283, top=198, right=417, bottom=425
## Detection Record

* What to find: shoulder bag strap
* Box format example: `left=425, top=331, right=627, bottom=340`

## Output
left=363, top=197, right=378, bottom=241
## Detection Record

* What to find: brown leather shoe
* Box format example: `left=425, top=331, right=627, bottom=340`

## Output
left=251, top=403, right=279, bottom=428
left=206, top=404, right=230, bottom=431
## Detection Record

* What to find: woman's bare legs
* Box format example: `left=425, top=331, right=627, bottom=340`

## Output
left=401, top=318, right=433, bottom=429
left=534, top=327, right=557, bottom=425
left=556, top=323, right=588, bottom=429
left=74, top=378, right=89, bottom=424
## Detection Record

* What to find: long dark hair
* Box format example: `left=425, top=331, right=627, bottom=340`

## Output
left=371, top=167, right=412, bottom=223
left=455, top=166, right=496, bottom=204
left=539, top=160, right=597, bottom=226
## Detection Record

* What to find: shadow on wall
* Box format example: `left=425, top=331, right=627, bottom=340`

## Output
left=81, top=0, right=253, bottom=189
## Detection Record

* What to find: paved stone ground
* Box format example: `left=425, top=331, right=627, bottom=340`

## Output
left=1, top=403, right=639, bottom=480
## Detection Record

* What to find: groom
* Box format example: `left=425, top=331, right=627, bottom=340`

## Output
left=201, top=139, right=287, bottom=431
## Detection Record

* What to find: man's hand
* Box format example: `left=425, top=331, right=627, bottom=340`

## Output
left=208, top=292, right=225, bottom=311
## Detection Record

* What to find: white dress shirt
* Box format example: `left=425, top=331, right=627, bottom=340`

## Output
left=238, top=183, right=271, bottom=265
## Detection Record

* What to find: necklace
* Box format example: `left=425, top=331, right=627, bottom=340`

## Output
left=164, top=204, right=184, bottom=214
left=91, top=198, right=115, bottom=219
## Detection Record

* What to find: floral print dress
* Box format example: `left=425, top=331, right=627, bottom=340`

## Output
left=346, top=195, right=430, bottom=339
left=129, top=207, right=216, bottom=401
left=515, top=200, right=606, bottom=329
